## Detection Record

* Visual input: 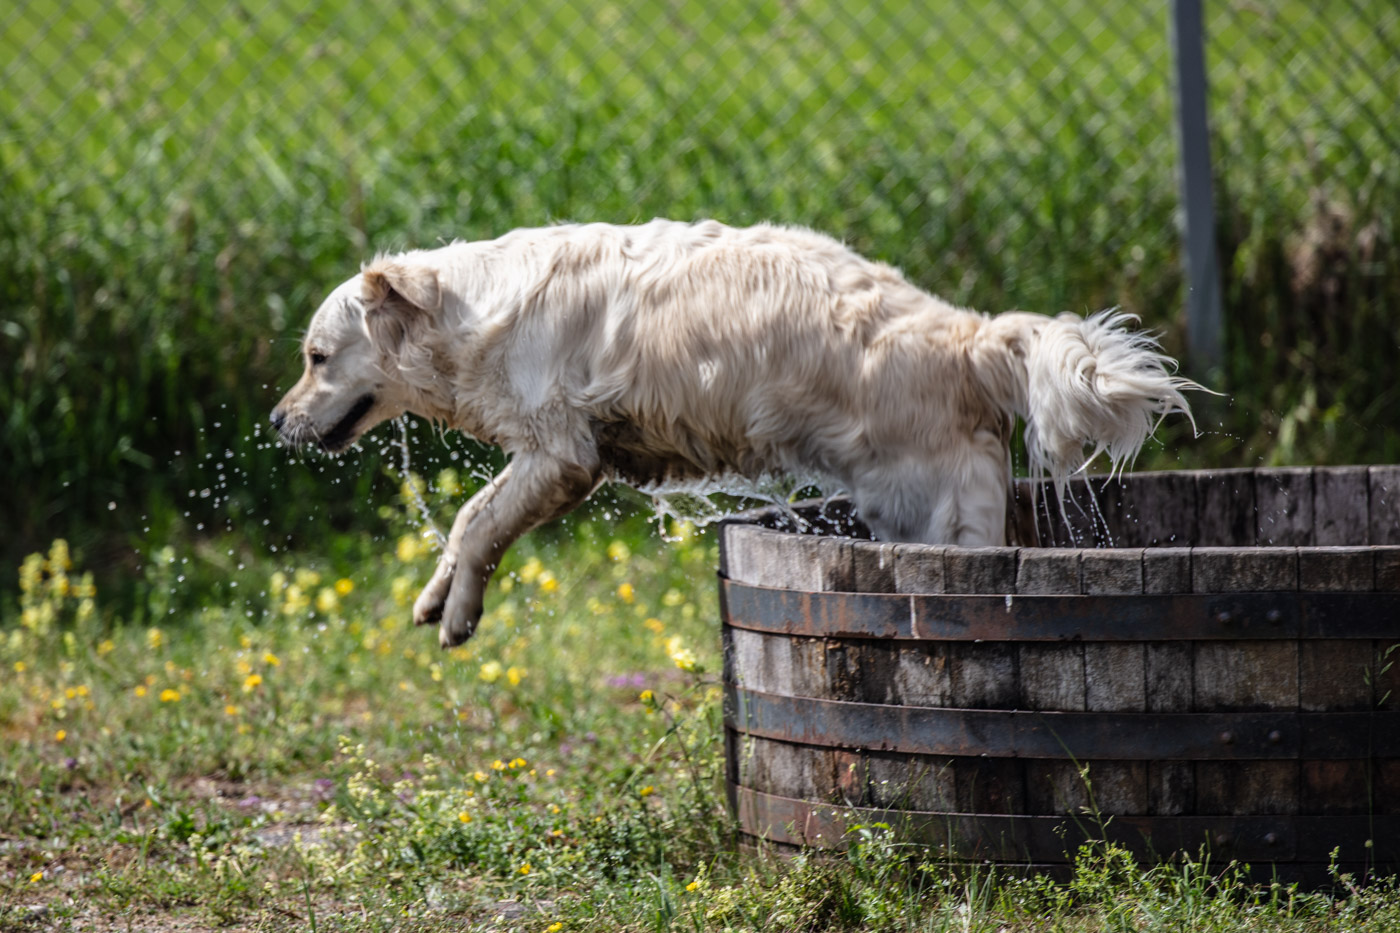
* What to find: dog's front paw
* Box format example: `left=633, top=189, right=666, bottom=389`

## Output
left=438, top=576, right=485, bottom=649
left=413, top=559, right=456, bottom=627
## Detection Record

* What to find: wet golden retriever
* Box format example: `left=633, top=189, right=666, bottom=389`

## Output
left=272, top=220, right=1193, bottom=647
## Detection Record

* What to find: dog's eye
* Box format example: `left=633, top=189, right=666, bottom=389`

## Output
left=309, top=351, right=328, bottom=366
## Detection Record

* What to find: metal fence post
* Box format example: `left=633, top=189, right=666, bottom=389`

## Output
left=1171, top=0, right=1224, bottom=372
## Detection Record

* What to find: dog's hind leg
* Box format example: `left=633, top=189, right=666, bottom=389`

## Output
left=851, top=427, right=1010, bottom=547
left=427, top=451, right=601, bottom=649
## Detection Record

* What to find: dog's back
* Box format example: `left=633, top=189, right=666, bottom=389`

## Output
left=492, top=221, right=990, bottom=489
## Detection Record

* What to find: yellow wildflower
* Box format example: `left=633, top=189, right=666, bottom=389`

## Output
left=263, top=652, right=281, bottom=667
left=159, top=688, right=181, bottom=703
left=518, top=556, right=543, bottom=584
left=146, top=628, right=164, bottom=650
left=396, top=534, right=420, bottom=562
left=616, top=582, right=635, bottom=603
left=547, top=923, right=564, bottom=932
left=243, top=673, right=263, bottom=692
left=97, top=640, right=115, bottom=657
left=643, top=617, right=665, bottom=634
left=281, top=584, right=310, bottom=615
left=509, top=757, right=527, bottom=769
left=436, top=468, right=462, bottom=497
left=518, top=862, right=531, bottom=875
left=686, top=881, right=699, bottom=892
left=54, top=730, right=66, bottom=742
left=457, top=811, right=473, bottom=824
left=12, top=661, right=25, bottom=674
left=478, top=660, right=503, bottom=683
left=315, top=587, right=338, bottom=613
left=639, top=689, right=654, bottom=704
left=492, top=759, right=507, bottom=771
left=391, top=575, right=415, bottom=606
left=538, top=572, right=558, bottom=593
left=473, top=771, right=489, bottom=783
left=134, top=685, right=147, bottom=698
left=49, top=538, right=73, bottom=571
left=224, top=705, right=240, bottom=717
left=506, top=666, right=525, bottom=686
left=335, top=577, right=354, bottom=596
left=607, top=540, right=630, bottom=562
left=30, top=871, right=44, bottom=883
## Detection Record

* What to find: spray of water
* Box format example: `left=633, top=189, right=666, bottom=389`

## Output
left=638, top=471, right=838, bottom=540
left=394, top=417, right=446, bottom=550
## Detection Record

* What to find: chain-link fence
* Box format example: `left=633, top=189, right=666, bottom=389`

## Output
left=2, top=0, right=1398, bottom=568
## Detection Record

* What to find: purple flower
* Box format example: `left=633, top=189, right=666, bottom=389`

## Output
left=237, top=795, right=262, bottom=809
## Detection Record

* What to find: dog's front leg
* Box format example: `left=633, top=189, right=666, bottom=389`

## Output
left=433, top=452, right=600, bottom=648
left=413, top=463, right=515, bottom=630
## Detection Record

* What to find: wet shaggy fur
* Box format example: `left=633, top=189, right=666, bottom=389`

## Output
left=271, top=220, right=1194, bottom=647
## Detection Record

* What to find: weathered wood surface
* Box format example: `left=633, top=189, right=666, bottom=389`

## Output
left=724, top=466, right=1399, bottom=575
left=720, top=466, right=1400, bottom=878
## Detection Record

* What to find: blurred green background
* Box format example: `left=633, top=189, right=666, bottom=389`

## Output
left=3, top=0, right=1397, bottom=596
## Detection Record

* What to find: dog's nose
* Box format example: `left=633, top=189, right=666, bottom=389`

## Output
left=270, top=408, right=286, bottom=433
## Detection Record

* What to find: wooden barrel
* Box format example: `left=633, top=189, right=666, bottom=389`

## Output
left=718, top=466, right=1400, bottom=885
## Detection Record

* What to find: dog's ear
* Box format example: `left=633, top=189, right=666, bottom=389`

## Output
left=361, top=259, right=442, bottom=314
left=360, top=259, right=442, bottom=352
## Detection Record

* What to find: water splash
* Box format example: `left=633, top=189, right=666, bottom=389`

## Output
left=638, top=471, right=838, bottom=539
left=394, top=418, right=446, bottom=550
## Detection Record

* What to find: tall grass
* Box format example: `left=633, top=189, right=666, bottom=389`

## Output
left=2, top=0, right=1397, bottom=587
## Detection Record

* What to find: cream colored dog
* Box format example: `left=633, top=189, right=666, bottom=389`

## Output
left=271, top=220, right=1193, bottom=647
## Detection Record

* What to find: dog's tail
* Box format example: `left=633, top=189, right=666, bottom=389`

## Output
left=975, top=310, right=1197, bottom=490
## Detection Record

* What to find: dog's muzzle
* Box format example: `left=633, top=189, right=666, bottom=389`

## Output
left=270, top=394, right=376, bottom=453
left=317, top=394, right=376, bottom=452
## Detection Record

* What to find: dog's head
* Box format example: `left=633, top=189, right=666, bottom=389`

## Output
left=270, top=259, right=443, bottom=453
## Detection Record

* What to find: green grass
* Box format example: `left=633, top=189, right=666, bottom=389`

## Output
left=4, top=476, right=1400, bottom=931
left=3, top=0, right=1399, bottom=582
left=3, top=5, right=1400, bottom=922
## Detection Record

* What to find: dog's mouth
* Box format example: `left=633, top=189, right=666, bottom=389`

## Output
left=318, top=394, right=376, bottom=453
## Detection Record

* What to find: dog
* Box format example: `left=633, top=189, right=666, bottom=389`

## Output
left=271, top=220, right=1194, bottom=647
